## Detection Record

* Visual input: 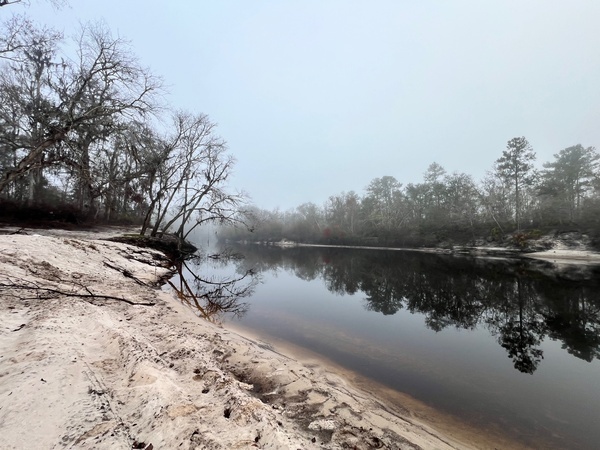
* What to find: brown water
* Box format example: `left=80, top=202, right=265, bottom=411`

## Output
left=182, top=244, right=600, bottom=450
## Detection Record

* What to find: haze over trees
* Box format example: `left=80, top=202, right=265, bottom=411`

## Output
left=2, top=12, right=599, bottom=247
left=0, top=15, right=245, bottom=239
left=223, top=137, right=600, bottom=247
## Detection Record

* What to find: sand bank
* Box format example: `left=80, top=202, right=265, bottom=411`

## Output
left=0, top=229, right=526, bottom=449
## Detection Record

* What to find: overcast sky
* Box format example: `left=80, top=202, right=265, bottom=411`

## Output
left=15, top=0, right=600, bottom=209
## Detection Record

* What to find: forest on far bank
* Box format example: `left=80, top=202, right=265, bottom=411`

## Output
left=221, top=137, right=600, bottom=249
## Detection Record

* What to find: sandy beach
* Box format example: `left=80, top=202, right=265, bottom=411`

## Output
left=0, top=228, right=545, bottom=449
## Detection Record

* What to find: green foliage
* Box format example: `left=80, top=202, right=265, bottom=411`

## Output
left=529, top=229, right=543, bottom=239
left=509, top=229, right=543, bottom=250
left=490, top=227, right=502, bottom=241
left=538, top=145, right=600, bottom=223
left=495, top=137, right=537, bottom=231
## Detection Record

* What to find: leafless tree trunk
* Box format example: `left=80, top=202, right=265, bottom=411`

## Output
left=139, top=111, right=247, bottom=241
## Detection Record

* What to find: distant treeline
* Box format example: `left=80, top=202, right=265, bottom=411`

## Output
left=222, top=138, right=600, bottom=247
left=0, top=17, right=244, bottom=239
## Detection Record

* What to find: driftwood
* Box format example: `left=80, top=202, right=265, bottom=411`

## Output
left=103, top=260, right=148, bottom=286
left=0, top=277, right=155, bottom=306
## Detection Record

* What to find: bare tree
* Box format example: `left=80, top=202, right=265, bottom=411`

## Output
left=140, top=111, right=247, bottom=241
left=168, top=254, right=257, bottom=323
left=363, top=176, right=404, bottom=233
left=0, top=0, right=67, bottom=10
left=444, top=171, right=480, bottom=231
left=0, top=0, right=24, bottom=8
left=324, top=191, right=361, bottom=237
left=0, top=18, right=62, bottom=203
left=0, top=15, right=60, bottom=61
left=0, top=22, right=161, bottom=198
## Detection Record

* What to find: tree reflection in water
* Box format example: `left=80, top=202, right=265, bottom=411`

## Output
left=231, top=244, right=600, bottom=374
left=168, top=248, right=259, bottom=323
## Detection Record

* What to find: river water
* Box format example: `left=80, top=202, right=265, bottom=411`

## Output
left=178, top=243, right=600, bottom=449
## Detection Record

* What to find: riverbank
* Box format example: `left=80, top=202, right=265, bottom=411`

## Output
left=260, top=233, right=600, bottom=265
left=0, top=227, right=532, bottom=449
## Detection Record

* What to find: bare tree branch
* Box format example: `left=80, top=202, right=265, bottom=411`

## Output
left=0, top=21, right=161, bottom=195
left=0, top=277, right=155, bottom=306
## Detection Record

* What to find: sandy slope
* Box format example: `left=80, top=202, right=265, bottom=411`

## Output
left=0, top=231, right=520, bottom=449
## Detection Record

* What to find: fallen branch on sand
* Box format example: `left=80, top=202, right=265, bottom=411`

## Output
left=103, top=260, right=148, bottom=286
left=0, top=277, right=155, bottom=306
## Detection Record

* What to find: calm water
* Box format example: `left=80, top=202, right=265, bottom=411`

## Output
left=179, top=244, right=600, bottom=449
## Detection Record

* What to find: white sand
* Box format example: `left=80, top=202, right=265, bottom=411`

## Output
left=0, top=229, right=527, bottom=449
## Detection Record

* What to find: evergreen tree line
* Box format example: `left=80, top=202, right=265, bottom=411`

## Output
left=0, top=16, right=244, bottom=239
left=223, top=137, right=600, bottom=247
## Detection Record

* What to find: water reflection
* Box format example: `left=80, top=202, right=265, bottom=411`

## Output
left=168, top=249, right=259, bottom=323
left=232, top=244, right=600, bottom=374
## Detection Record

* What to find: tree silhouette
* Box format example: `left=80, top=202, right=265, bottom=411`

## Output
left=495, top=137, right=536, bottom=231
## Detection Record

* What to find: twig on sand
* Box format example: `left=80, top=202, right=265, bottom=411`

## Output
left=103, top=260, right=148, bottom=286
left=0, top=277, right=155, bottom=306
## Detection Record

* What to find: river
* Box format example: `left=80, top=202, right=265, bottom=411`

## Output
left=174, top=243, right=600, bottom=449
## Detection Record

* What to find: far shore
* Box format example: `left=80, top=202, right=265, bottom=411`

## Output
left=239, top=237, right=600, bottom=265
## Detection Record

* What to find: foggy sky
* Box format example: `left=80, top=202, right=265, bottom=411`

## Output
left=18, top=0, right=600, bottom=210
